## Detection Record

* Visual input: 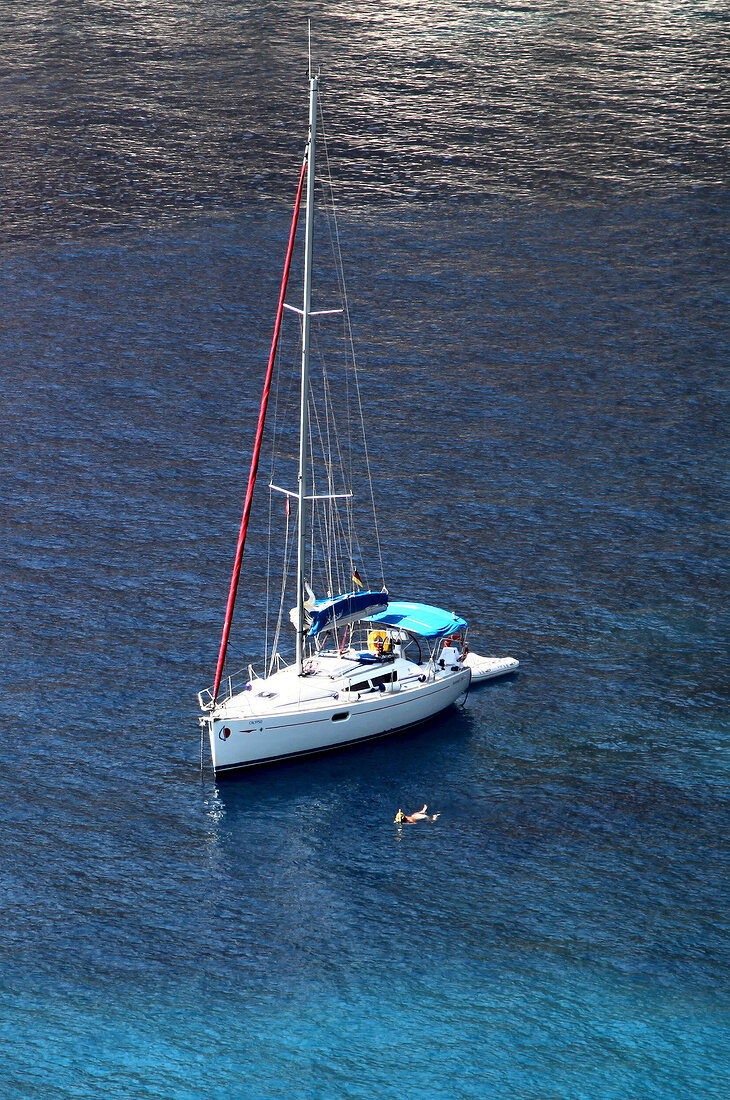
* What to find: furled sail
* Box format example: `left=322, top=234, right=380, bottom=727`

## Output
left=289, top=589, right=389, bottom=637
left=211, top=156, right=308, bottom=702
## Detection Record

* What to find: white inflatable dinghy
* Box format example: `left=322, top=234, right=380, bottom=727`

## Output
left=462, top=652, right=519, bottom=684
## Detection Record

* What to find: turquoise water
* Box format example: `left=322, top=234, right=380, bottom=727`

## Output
left=2, top=706, right=728, bottom=1098
left=1, top=3, right=729, bottom=1097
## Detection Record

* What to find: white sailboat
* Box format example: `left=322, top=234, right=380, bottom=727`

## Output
left=198, top=70, right=518, bottom=775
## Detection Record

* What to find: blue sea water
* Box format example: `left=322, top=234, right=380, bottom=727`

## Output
left=1, top=3, right=729, bottom=1098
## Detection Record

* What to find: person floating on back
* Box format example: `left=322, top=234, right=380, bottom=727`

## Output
left=395, top=804, right=440, bottom=824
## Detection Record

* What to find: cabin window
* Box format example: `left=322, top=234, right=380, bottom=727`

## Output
left=371, top=671, right=397, bottom=688
left=350, top=680, right=371, bottom=692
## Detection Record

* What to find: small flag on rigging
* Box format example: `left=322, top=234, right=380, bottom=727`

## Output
left=352, top=568, right=363, bottom=589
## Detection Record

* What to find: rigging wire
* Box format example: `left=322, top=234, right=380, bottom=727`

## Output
left=318, top=99, right=386, bottom=590
left=267, top=315, right=302, bottom=665
left=258, top=87, right=388, bottom=673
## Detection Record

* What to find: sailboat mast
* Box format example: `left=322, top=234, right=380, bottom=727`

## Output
left=296, top=72, right=318, bottom=674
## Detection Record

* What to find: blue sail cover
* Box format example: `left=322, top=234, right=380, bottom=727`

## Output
left=366, top=600, right=467, bottom=639
left=307, top=589, right=389, bottom=638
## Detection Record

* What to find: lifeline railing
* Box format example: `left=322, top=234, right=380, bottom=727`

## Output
left=198, top=652, right=289, bottom=711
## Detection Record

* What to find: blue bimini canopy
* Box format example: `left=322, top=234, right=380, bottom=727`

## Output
left=307, top=589, right=389, bottom=638
left=366, top=600, right=468, bottom=639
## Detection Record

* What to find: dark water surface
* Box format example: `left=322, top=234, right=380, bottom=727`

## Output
left=1, top=4, right=728, bottom=1098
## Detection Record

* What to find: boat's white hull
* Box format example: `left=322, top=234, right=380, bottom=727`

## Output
left=205, top=667, right=471, bottom=774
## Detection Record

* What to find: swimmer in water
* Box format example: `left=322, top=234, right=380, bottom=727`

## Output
left=394, top=804, right=440, bottom=824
